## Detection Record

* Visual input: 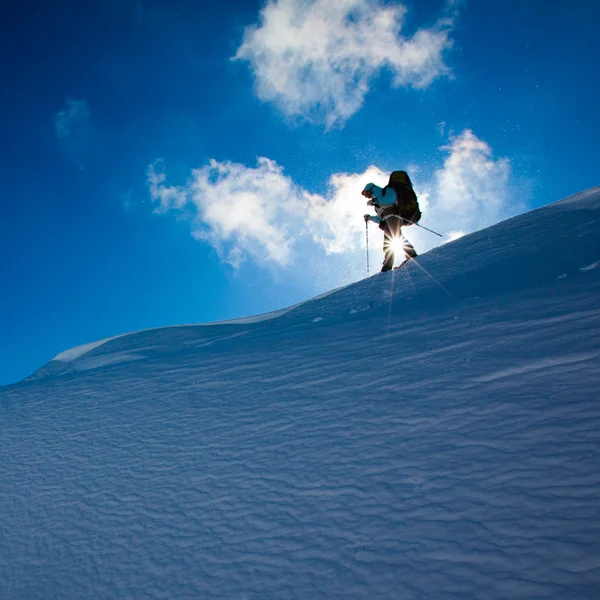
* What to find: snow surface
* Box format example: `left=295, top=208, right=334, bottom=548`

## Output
left=2, top=187, right=600, bottom=599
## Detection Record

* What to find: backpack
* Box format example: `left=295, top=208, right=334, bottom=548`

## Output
left=384, top=171, right=421, bottom=224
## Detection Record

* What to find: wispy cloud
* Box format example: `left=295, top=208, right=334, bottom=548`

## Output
left=234, top=0, right=456, bottom=127
left=148, top=158, right=316, bottom=268
left=387, top=130, right=517, bottom=256
left=54, top=99, right=90, bottom=141
left=428, top=129, right=513, bottom=235
left=189, top=157, right=308, bottom=268
left=147, top=130, right=520, bottom=283
left=54, top=99, right=91, bottom=167
left=148, top=161, right=187, bottom=213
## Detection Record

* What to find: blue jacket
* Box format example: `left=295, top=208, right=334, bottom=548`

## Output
left=363, top=183, right=398, bottom=224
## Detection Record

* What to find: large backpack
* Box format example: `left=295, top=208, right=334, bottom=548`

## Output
left=384, top=171, right=421, bottom=224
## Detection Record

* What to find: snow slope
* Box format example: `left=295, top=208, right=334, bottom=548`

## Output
left=2, top=188, right=600, bottom=599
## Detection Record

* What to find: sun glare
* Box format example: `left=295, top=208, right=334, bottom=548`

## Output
left=390, top=236, right=406, bottom=258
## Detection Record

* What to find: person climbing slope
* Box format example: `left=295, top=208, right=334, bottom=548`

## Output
left=363, top=170, right=421, bottom=272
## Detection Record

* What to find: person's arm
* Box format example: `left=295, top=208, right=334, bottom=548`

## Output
left=362, top=183, right=382, bottom=224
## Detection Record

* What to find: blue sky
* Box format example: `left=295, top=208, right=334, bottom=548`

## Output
left=1, top=0, right=599, bottom=385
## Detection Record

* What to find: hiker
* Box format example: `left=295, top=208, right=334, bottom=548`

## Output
left=363, top=170, right=421, bottom=272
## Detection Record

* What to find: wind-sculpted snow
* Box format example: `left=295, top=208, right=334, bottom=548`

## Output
left=1, top=187, right=600, bottom=598
left=29, top=284, right=352, bottom=380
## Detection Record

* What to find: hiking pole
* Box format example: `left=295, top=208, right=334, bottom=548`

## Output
left=403, top=219, right=443, bottom=238
left=365, top=220, right=370, bottom=277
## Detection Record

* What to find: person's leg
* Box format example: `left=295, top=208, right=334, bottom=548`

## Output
left=401, top=235, right=417, bottom=260
left=381, top=219, right=401, bottom=271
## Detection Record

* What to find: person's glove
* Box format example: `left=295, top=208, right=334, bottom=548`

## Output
left=363, top=214, right=371, bottom=223
left=366, top=198, right=376, bottom=207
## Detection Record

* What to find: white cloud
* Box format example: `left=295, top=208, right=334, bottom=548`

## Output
left=149, top=158, right=313, bottom=268
left=189, top=157, right=308, bottom=267
left=431, top=129, right=512, bottom=233
left=234, top=0, right=455, bottom=127
left=390, top=129, right=517, bottom=256
left=147, top=129, right=519, bottom=284
left=148, top=162, right=188, bottom=213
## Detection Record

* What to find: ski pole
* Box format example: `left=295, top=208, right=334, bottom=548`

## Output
left=365, top=220, right=370, bottom=277
left=403, top=219, right=443, bottom=238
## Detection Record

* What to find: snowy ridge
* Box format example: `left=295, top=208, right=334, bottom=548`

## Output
left=553, top=184, right=600, bottom=209
left=49, top=299, right=299, bottom=363
left=2, top=187, right=600, bottom=598
left=53, top=335, right=123, bottom=362
left=45, top=282, right=352, bottom=371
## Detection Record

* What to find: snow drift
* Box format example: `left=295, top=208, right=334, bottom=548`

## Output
left=1, top=187, right=600, bottom=599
